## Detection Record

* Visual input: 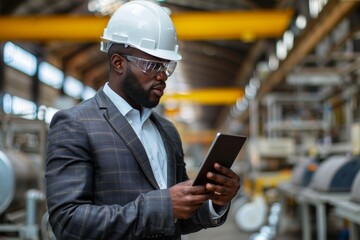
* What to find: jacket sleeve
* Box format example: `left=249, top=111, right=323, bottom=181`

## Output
left=166, top=121, right=228, bottom=234
left=45, top=109, right=177, bottom=240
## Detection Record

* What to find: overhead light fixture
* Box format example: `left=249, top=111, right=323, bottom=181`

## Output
left=295, top=15, right=307, bottom=30
left=256, top=61, right=270, bottom=79
left=245, top=84, right=257, bottom=99
left=250, top=77, right=261, bottom=89
left=236, top=98, right=249, bottom=112
left=309, top=0, right=328, bottom=18
left=283, top=30, right=294, bottom=50
left=230, top=105, right=242, bottom=118
left=276, top=40, right=287, bottom=60
left=268, top=53, right=279, bottom=71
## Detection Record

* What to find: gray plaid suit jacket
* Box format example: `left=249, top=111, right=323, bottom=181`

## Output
left=45, top=88, right=226, bottom=240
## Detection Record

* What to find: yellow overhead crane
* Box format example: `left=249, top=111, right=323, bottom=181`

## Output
left=0, top=10, right=293, bottom=41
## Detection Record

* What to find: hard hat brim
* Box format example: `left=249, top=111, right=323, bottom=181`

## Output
left=140, top=47, right=182, bottom=61
left=101, top=39, right=182, bottom=61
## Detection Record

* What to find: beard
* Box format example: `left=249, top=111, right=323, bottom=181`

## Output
left=121, top=67, right=160, bottom=109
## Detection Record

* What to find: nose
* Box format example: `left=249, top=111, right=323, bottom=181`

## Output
left=155, top=70, right=168, bottom=81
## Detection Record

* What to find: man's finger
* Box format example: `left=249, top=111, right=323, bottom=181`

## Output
left=214, top=163, right=234, bottom=177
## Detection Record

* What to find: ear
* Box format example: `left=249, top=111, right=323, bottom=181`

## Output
left=111, top=54, right=125, bottom=74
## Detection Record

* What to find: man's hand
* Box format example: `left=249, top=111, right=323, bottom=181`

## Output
left=205, top=163, right=241, bottom=206
left=169, top=180, right=213, bottom=219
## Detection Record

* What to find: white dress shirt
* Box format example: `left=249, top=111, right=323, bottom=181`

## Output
left=103, top=83, right=167, bottom=189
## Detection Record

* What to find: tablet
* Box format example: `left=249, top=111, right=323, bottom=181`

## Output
left=192, top=133, right=247, bottom=186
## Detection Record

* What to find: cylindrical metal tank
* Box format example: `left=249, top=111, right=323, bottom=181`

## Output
left=0, top=149, right=40, bottom=214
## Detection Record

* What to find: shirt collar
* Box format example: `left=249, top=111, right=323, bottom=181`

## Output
left=103, top=82, right=152, bottom=123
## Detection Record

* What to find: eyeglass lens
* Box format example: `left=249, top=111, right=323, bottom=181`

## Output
left=124, top=55, right=176, bottom=77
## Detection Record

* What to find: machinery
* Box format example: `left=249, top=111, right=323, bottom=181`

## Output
left=0, top=149, right=41, bottom=214
left=333, top=168, right=360, bottom=240
left=0, top=116, right=47, bottom=240
left=310, top=154, right=360, bottom=192
left=274, top=148, right=356, bottom=240
left=351, top=169, right=360, bottom=203
left=332, top=124, right=360, bottom=239
left=292, top=154, right=360, bottom=240
left=291, top=157, right=321, bottom=187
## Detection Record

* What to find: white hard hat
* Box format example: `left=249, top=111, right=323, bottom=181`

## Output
left=100, top=0, right=182, bottom=61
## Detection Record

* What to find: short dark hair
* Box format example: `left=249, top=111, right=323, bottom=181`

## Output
left=107, top=43, right=134, bottom=60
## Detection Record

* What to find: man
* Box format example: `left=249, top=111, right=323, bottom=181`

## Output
left=45, top=1, right=241, bottom=239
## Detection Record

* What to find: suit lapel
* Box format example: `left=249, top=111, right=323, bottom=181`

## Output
left=150, top=113, right=177, bottom=188
left=95, top=89, right=160, bottom=189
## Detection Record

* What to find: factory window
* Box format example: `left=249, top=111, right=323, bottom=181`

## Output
left=2, top=94, right=37, bottom=119
left=45, top=107, right=59, bottom=124
left=2, top=93, right=12, bottom=114
left=11, top=96, right=37, bottom=119
left=82, top=86, right=96, bottom=100
left=38, top=62, right=64, bottom=89
left=37, top=105, right=59, bottom=124
left=64, top=76, right=83, bottom=99
left=3, top=42, right=37, bottom=76
left=309, top=0, right=328, bottom=18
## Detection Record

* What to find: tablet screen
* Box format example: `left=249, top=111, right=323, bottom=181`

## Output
left=192, top=133, right=246, bottom=186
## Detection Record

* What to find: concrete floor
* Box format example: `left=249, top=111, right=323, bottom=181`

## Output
left=185, top=213, right=346, bottom=240
left=186, top=217, right=252, bottom=240
left=184, top=204, right=306, bottom=240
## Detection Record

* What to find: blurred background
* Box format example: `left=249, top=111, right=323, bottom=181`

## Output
left=1, top=0, right=360, bottom=239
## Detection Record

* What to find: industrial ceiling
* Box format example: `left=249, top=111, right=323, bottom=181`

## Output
left=0, top=0, right=359, bottom=139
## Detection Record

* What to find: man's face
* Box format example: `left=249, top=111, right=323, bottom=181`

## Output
left=121, top=60, right=167, bottom=109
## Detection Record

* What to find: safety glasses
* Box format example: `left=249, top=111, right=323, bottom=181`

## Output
left=123, top=55, right=177, bottom=77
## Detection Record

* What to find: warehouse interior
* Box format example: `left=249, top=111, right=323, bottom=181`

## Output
left=1, top=0, right=360, bottom=239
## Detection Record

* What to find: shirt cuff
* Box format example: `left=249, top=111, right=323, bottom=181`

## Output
left=208, top=201, right=229, bottom=222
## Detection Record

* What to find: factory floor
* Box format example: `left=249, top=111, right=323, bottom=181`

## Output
left=185, top=212, right=347, bottom=240
left=186, top=217, right=253, bottom=240
left=185, top=216, right=300, bottom=240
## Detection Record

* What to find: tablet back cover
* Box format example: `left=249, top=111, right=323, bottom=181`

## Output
left=193, top=133, right=246, bottom=186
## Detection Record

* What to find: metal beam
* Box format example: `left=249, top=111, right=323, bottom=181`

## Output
left=161, top=88, right=244, bottom=105
left=257, top=0, right=358, bottom=99
left=238, top=0, right=359, bottom=124
left=0, top=10, right=293, bottom=41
